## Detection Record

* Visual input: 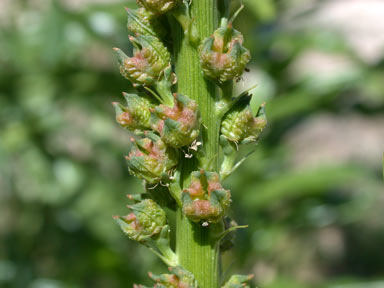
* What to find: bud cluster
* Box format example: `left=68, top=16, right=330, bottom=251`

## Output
left=199, top=18, right=251, bottom=83
left=114, top=199, right=166, bottom=242
left=113, top=92, right=154, bottom=132
left=125, top=133, right=178, bottom=184
left=151, top=93, right=201, bottom=147
left=182, top=170, right=231, bottom=223
left=221, top=96, right=267, bottom=144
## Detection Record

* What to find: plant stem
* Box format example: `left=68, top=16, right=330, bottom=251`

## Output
left=172, top=1, right=222, bottom=287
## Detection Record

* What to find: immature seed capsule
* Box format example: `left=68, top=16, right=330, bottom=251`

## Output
left=199, top=18, right=251, bottom=83
left=114, top=34, right=170, bottom=86
left=151, top=93, right=201, bottom=148
left=182, top=170, right=231, bottom=223
left=221, top=95, right=267, bottom=144
left=136, top=0, right=178, bottom=14
left=113, top=93, right=154, bottom=132
left=114, top=199, right=166, bottom=243
left=125, top=132, right=178, bottom=184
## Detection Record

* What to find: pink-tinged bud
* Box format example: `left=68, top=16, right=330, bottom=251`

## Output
left=199, top=18, right=250, bottom=83
left=222, top=274, right=254, bottom=288
left=114, top=34, right=170, bottom=86
left=221, top=95, right=267, bottom=144
left=182, top=170, right=231, bottom=223
left=151, top=94, right=201, bottom=147
left=136, top=0, right=178, bottom=15
left=113, top=93, right=154, bottom=132
left=114, top=199, right=166, bottom=243
left=146, top=266, right=197, bottom=287
left=125, top=132, right=178, bottom=184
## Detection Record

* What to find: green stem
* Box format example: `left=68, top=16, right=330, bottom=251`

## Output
left=172, top=1, right=223, bottom=287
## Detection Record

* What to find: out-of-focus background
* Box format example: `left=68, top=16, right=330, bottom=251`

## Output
left=0, top=0, right=383, bottom=287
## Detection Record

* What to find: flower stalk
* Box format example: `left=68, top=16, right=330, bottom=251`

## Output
left=112, top=1, right=265, bottom=287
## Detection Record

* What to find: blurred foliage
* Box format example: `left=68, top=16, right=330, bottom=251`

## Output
left=0, top=0, right=383, bottom=287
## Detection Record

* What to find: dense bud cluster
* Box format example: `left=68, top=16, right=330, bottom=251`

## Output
left=182, top=170, right=231, bottom=223
left=199, top=18, right=251, bottom=83
left=221, top=96, right=267, bottom=144
left=114, top=35, right=170, bottom=86
left=114, top=199, right=166, bottom=242
left=137, top=0, right=178, bottom=15
left=151, top=93, right=201, bottom=147
left=135, top=266, right=197, bottom=288
left=113, top=93, right=154, bottom=132
left=125, top=133, right=178, bottom=184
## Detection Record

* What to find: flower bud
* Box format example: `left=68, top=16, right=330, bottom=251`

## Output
left=221, top=96, right=267, bottom=144
left=222, top=274, right=254, bottom=288
left=126, top=132, right=178, bottom=184
left=114, top=34, right=170, bottom=86
left=199, top=18, right=250, bottom=83
left=151, top=93, right=200, bottom=147
left=147, top=266, right=197, bottom=288
left=113, top=93, right=154, bottom=132
left=114, top=199, right=166, bottom=242
left=182, top=170, right=231, bottom=223
left=137, top=0, right=178, bottom=15
left=126, top=7, right=166, bottom=38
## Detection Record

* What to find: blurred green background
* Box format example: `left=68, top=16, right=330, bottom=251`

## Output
left=0, top=0, right=383, bottom=287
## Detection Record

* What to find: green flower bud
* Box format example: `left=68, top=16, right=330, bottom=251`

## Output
left=199, top=18, right=250, bottom=83
left=151, top=93, right=201, bottom=148
left=126, top=132, right=178, bottom=184
left=113, top=92, right=154, bottom=132
left=182, top=170, right=231, bottom=223
left=222, top=274, right=254, bottom=288
left=114, top=34, right=170, bottom=86
left=137, top=0, right=178, bottom=15
left=221, top=95, right=267, bottom=144
left=126, top=7, right=166, bottom=38
left=114, top=199, right=166, bottom=242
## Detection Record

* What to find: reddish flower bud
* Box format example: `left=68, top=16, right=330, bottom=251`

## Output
left=113, top=93, right=154, bottom=132
left=126, top=132, right=178, bottom=184
left=199, top=18, right=250, bottom=83
left=151, top=93, right=201, bottom=147
left=182, top=170, right=231, bottom=223
left=114, top=199, right=166, bottom=243
left=147, top=266, right=197, bottom=287
left=114, top=34, right=170, bottom=86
